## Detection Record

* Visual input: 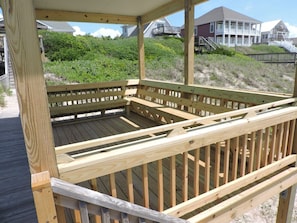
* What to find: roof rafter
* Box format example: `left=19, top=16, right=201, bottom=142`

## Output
left=35, top=9, right=137, bottom=24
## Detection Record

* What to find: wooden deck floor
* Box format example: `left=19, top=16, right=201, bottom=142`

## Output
left=0, top=117, right=38, bottom=223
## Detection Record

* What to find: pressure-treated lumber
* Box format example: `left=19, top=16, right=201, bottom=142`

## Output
left=31, top=171, right=57, bottom=223
left=163, top=155, right=297, bottom=218
left=137, top=17, right=145, bottom=80
left=58, top=106, right=297, bottom=183
left=0, top=0, right=58, bottom=176
left=184, top=0, right=195, bottom=85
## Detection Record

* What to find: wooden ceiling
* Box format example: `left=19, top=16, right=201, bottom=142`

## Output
left=33, top=0, right=207, bottom=25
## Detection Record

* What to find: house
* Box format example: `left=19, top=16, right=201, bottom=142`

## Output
left=122, top=17, right=180, bottom=38
left=261, top=20, right=289, bottom=43
left=183, top=6, right=261, bottom=47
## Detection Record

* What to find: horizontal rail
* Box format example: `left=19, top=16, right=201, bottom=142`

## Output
left=51, top=177, right=188, bottom=223
left=55, top=97, right=297, bottom=155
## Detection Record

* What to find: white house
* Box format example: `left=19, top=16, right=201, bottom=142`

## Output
left=261, top=20, right=289, bottom=43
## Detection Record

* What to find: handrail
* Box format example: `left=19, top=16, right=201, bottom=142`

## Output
left=51, top=177, right=189, bottom=223
left=55, top=97, right=297, bottom=155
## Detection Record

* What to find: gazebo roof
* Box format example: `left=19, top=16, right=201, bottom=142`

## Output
left=33, top=0, right=207, bottom=24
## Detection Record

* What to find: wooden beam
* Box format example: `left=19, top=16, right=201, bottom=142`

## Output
left=293, top=63, right=297, bottom=97
left=276, top=185, right=297, bottom=223
left=184, top=0, right=195, bottom=85
left=141, top=0, right=207, bottom=25
left=137, top=17, right=145, bottom=80
left=36, top=9, right=137, bottom=24
left=0, top=0, right=59, bottom=176
left=32, top=171, right=57, bottom=223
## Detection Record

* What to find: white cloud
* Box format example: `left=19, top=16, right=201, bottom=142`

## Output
left=72, top=26, right=86, bottom=36
left=91, top=28, right=121, bottom=39
left=285, top=22, right=297, bottom=38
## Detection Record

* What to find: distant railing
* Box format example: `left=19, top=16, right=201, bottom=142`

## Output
left=246, top=53, right=297, bottom=64
left=152, top=26, right=180, bottom=36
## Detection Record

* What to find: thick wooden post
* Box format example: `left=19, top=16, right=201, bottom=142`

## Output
left=32, top=171, right=58, bottom=223
left=0, top=0, right=59, bottom=177
left=184, top=0, right=195, bottom=85
left=138, top=16, right=145, bottom=80
left=277, top=71, right=297, bottom=223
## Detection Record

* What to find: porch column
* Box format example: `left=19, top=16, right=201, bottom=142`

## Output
left=184, top=0, right=195, bottom=85
left=138, top=16, right=145, bottom=80
left=0, top=0, right=59, bottom=177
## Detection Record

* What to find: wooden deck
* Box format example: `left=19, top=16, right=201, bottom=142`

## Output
left=0, top=117, right=37, bottom=223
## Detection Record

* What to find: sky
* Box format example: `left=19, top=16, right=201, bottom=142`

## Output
left=70, top=0, right=297, bottom=39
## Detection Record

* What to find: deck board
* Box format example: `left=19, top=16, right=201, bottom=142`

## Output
left=0, top=117, right=38, bottom=223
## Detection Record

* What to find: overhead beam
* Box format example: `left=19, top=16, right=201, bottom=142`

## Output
left=0, top=0, right=59, bottom=177
left=142, top=0, right=207, bottom=25
left=35, top=9, right=137, bottom=24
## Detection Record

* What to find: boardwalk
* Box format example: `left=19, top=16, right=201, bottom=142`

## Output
left=0, top=92, right=37, bottom=223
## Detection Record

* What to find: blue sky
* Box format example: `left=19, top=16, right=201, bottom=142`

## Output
left=70, top=0, right=297, bottom=38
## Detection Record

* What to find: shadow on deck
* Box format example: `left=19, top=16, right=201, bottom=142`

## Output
left=0, top=117, right=37, bottom=223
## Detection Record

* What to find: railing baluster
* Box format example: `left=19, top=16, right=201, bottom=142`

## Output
left=262, top=127, right=270, bottom=166
left=255, top=129, right=263, bottom=170
left=157, top=160, right=164, bottom=211
left=205, top=145, right=210, bottom=192
left=214, top=142, right=221, bottom=188
left=275, top=123, right=284, bottom=160
left=121, top=213, right=130, bottom=223
left=240, top=135, right=248, bottom=176
left=269, top=125, right=277, bottom=164
left=182, top=152, right=188, bottom=202
left=79, top=201, right=89, bottom=223
left=127, top=168, right=134, bottom=203
left=231, top=137, right=239, bottom=180
left=223, top=139, right=230, bottom=184
left=287, top=119, right=296, bottom=155
left=142, top=164, right=149, bottom=208
left=101, top=208, right=111, bottom=223
left=282, top=121, right=290, bottom=158
left=194, top=148, right=200, bottom=196
left=170, top=155, right=176, bottom=207
left=248, top=132, right=256, bottom=172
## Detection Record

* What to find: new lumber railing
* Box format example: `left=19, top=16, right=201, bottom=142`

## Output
left=55, top=97, right=297, bottom=220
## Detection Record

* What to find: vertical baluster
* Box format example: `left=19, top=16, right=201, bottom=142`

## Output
left=109, top=173, right=119, bottom=223
left=287, top=120, right=296, bottom=155
left=170, top=155, right=176, bottom=207
left=101, top=208, right=111, bottom=223
left=223, top=139, right=230, bottom=184
left=281, top=121, right=290, bottom=158
left=275, top=123, right=284, bottom=160
left=121, top=213, right=130, bottom=223
left=255, top=129, right=263, bottom=170
left=214, top=142, right=221, bottom=188
left=262, top=127, right=270, bottom=167
left=142, top=164, right=149, bottom=208
left=268, top=125, right=277, bottom=164
left=157, top=160, right=164, bottom=211
left=79, top=201, right=89, bottom=223
left=240, top=135, right=248, bottom=177
left=248, top=132, right=255, bottom=173
left=204, top=145, right=210, bottom=192
left=194, top=148, right=200, bottom=196
left=89, top=179, right=101, bottom=223
left=183, top=152, right=188, bottom=201
left=231, top=137, right=239, bottom=180
left=127, top=169, right=134, bottom=203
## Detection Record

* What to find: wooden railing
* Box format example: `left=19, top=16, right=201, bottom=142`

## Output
left=47, top=79, right=288, bottom=120
left=56, top=98, right=297, bottom=220
left=47, top=79, right=139, bottom=119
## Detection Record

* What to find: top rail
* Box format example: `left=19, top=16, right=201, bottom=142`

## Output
left=51, top=177, right=188, bottom=223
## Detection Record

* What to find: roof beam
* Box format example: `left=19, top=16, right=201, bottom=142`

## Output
left=35, top=9, right=137, bottom=24
left=141, top=0, right=207, bottom=25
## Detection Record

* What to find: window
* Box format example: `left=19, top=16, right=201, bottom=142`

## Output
left=210, top=22, right=214, bottom=33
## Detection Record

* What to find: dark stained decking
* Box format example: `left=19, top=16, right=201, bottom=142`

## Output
left=0, top=117, right=37, bottom=223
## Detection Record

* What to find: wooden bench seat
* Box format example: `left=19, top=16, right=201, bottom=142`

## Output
left=49, top=99, right=128, bottom=118
left=127, top=97, right=213, bottom=125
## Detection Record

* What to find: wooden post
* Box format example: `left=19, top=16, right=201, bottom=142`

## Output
left=184, top=0, right=195, bottom=85
left=32, top=171, right=58, bottom=223
left=293, top=61, right=297, bottom=97
left=138, top=16, right=145, bottom=80
left=0, top=0, right=59, bottom=177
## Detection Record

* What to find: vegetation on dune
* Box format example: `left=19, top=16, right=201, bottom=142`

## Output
left=41, top=30, right=295, bottom=94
